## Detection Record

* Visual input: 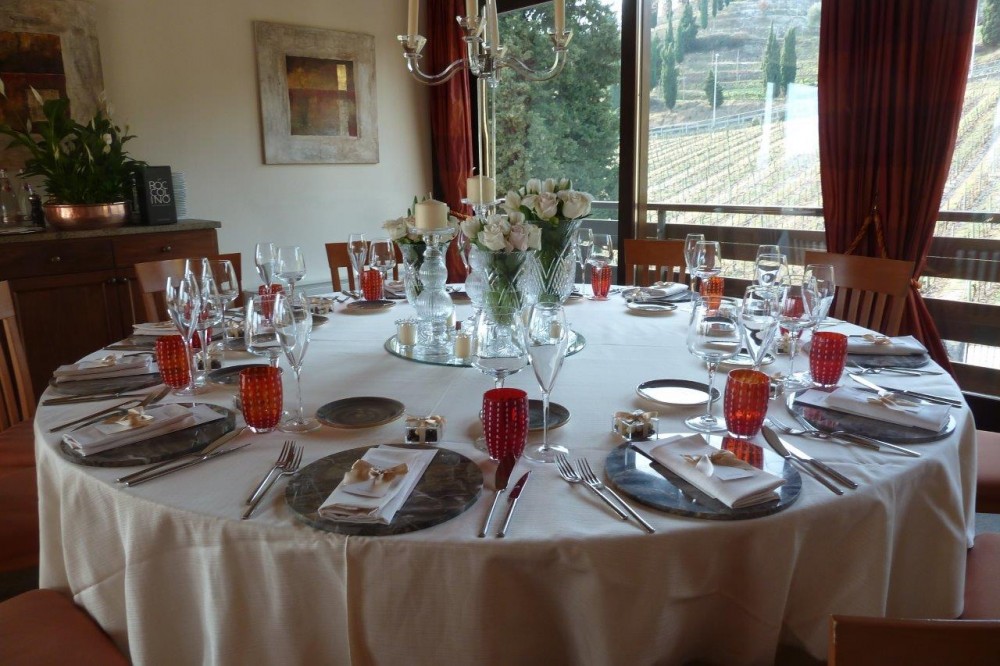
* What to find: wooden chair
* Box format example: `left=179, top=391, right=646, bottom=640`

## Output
left=803, top=251, right=914, bottom=336
left=623, top=239, right=689, bottom=287
left=964, top=392, right=1000, bottom=514
left=0, top=589, right=129, bottom=665
left=326, top=242, right=403, bottom=293
left=133, top=253, right=243, bottom=322
left=828, top=533, right=1000, bottom=665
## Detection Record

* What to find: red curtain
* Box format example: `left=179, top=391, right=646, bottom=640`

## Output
left=818, top=0, right=978, bottom=371
left=427, top=0, right=474, bottom=282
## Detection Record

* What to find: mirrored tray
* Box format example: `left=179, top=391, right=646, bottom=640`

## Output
left=787, top=390, right=956, bottom=444
left=384, top=330, right=587, bottom=367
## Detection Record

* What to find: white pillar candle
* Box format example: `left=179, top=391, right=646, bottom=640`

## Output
left=465, top=175, right=496, bottom=204
left=466, top=0, right=479, bottom=20
left=408, top=0, right=419, bottom=37
left=397, top=320, right=417, bottom=346
left=454, top=332, right=472, bottom=358
left=487, top=0, right=501, bottom=48
left=554, top=0, right=565, bottom=34
left=414, top=198, right=449, bottom=230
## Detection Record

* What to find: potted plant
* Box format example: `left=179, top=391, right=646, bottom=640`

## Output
left=0, top=87, right=142, bottom=229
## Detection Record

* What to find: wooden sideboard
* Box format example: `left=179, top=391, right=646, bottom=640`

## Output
left=0, top=221, right=220, bottom=400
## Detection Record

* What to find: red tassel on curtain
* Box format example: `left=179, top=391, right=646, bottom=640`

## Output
left=426, top=0, right=474, bottom=283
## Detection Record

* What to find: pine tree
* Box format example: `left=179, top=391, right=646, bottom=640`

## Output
left=678, top=2, right=698, bottom=60
left=700, top=0, right=709, bottom=29
left=762, top=23, right=781, bottom=92
left=662, top=45, right=679, bottom=110
left=985, top=0, right=1000, bottom=48
left=704, top=69, right=724, bottom=108
left=780, top=28, right=797, bottom=95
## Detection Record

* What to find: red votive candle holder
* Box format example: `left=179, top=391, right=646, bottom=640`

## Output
left=361, top=268, right=384, bottom=301
left=809, top=331, right=848, bottom=388
left=481, top=388, right=529, bottom=461
left=155, top=334, right=191, bottom=391
left=724, top=369, right=771, bottom=439
left=591, top=265, right=612, bottom=300
left=240, top=366, right=283, bottom=433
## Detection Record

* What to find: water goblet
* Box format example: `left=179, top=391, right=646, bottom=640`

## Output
left=245, top=294, right=283, bottom=369
left=573, top=227, right=594, bottom=296
left=368, top=238, right=396, bottom=300
left=778, top=282, right=818, bottom=389
left=756, top=244, right=781, bottom=259
left=741, top=285, right=783, bottom=370
left=471, top=308, right=528, bottom=389
left=274, top=292, right=319, bottom=433
left=683, top=233, right=706, bottom=301
left=754, top=252, right=788, bottom=293
left=685, top=298, right=741, bottom=433
left=523, top=303, right=570, bottom=463
left=347, top=233, right=367, bottom=294
left=275, top=245, right=306, bottom=295
left=254, top=242, right=276, bottom=289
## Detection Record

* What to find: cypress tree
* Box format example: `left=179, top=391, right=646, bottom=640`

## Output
left=704, top=69, right=724, bottom=108
left=651, top=32, right=663, bottom=89
left=700, top=0, right=709, bottom=29
left=663, top=45, right=679, bottom=110
left=762, top=23, right=781, bottom=92
left=678, top=1, right=698, bottom=60
left=985, top=0, right=1000, bottom=47
left=780, top=28, right=797, bottom=95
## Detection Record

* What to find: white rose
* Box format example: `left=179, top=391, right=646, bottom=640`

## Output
left=558, top=177, right=571, bottom=191
left=382, top=216, right=409, bottom=241
left=535, top=191, right=560, bottom=220
left=460, top=217, right=481, bottom=239
left=507, top=210, right=525, bottom=226
left=520, top=193, right=538, bottom=214
left=525, top=223, right=542, bottom=251
left=542, top=178, right=556, bottom=193
left=559, top=190, right=593, bottom=219
left=479, top=223, right=507, bottom=251
left=486, top=213, right=510, bottom=235
left=508, top=223, right=529, bottom=251
left=503, top=190, right=521, bottom=213
left=525, top=178, right=542, bottom=194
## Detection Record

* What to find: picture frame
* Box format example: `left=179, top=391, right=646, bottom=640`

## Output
left=254, top=21, right=379, bottom=165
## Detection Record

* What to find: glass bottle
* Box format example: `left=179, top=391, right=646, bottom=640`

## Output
left=16, top=170, right=32, bottom=223
left=0, top=169, right=17, bottom=225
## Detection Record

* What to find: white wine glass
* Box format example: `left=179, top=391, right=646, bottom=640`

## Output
left=683, top=233, right=706, bottom=301
left=523, top=303, right=570, bottom=463
left=741, top=285, right=783, bottom=370
left=175, top=274, right=213, bottom=391
left=686, top=298, right=741, bottom=432
left=164, top=275, right=203, bottom=396
left=347, top=233, right=367, bottom=294
left=368, top=238, right=396, bottom=300
left=184, top=260, right=225, bottom=380
left=254, top=242, right=276, bottom=289
left=274, top=292, right=319, bottom=433
left=779, top=281, right=818, bottom=389
left=275, top=245, right=306, bottom=295
left=803, top=263, right=836, bottom=325
left=471, top=309, right=528, bottom=389
left=754, top=252, right=789, bottom=293
left=588, top=233, right=613, bottom=270
left=202, top=259, right=240, bottom=352
left=245, top=294, right=283, bottom=369
left=756, top=244, right=781, bottom=259
left=693, top=240, right=722, bottom=299
left=573, top=227, right=594, bottom=296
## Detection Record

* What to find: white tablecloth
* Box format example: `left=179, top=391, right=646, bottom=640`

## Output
left=34, top=295, right=977, bottom=665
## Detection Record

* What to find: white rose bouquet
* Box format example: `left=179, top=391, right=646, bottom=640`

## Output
left=460, top=213, right=542, bottom=253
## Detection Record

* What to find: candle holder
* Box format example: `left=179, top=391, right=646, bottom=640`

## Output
left=461, top=197, right=504, bottom=221
left=408, top=224, right=458, bottom=356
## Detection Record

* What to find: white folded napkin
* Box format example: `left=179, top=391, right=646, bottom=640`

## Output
left=318, top=446, right=437, bottom=524
left=847, top=334, right=927, bottom=356
left=633, top=435, right=785, bottom=509
left=62, top=403, right=223, bottom=456
left=797, top=387, right=950, bottom=432
left=52, top=355, right=153, bottom=383
left=132, top=321, right=181, bottom=337
left=651, top=281, right=691, bottom=298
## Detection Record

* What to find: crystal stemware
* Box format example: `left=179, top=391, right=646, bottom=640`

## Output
left=368, top=237, right=396, bottom=300
left=803, top=263, right=836, bottom=324
left=471, top=308, right=528, bottom=389
left=184, top=259, right=225, bottom=380
left=683, top=233, right=706, bottom=301
left=685, top=298, right=741, bottom=433
left=245, top=294, right=283, bottom=369
left=254, top=242, right=276, bottom=289
left=274, top=292, right=319, bottom=433
left=347, top=233, right=367, bottom=294
left=779, top=281, right=818, bottom=389
left=741, top=285, right=783, bottom=370
left=523, top=303, right=570, bottom=463
left=164, top=275, right=203, bottom=395
left=202, top=259, right=239, bottom=352
left=573, top=227, right=594, bottom=296
left=275, top=245, right=306, bottom=295
left=692, top=240, right=722, bottom=299
left=754, top=252, right=788, bottom=293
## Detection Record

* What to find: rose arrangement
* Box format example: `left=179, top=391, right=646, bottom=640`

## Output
left=459, top=213, right=542, bottom=253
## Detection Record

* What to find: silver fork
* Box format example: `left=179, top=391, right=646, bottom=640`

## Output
left=245, top=440, right=294, bottom=505
left=555, top=453, right=628, bottom=520
left=767, top=416, right=920, bottom=458
left=243, top=445, right=302, bottom=519
left=576, top=458, right=655, bottom=533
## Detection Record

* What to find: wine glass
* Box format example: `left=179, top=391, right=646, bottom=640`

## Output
left=756, top=244, right=781, bottom=259
left=471, top=309, right=528, bottom=389
left=175, top=274, right=214, bottom=390
left=692, top=240, right=722, bottom=299
left=754, top=252, right=789, bottom=293
left=164, top=275, right=203, bottom=395
left=347, top=233, right=367, bottom=294
left=573, top=227, right=594, bottom=296
left=275, top=246, right=306, bottom=295
left=803, top=263, right=836, bottom=325
left=686, top=298, right=742, bottom=432
left=778, top=281, right=818, bottom=389
left=683, top=233, right=706, bottom=301
left=368, top=238, right=396, bottom=300
left=523, top=303, right=570, bottom=463
left=273, top=292, right=319, bottom=433
left=741, top=285, right=783, bottom=370
left=202, top=259, right=240, bottom=352
left=254, top=242, right=276, bottom=289
left=184, top=260, right=225, bottom=380
left=245, top=294, right=283, bottom=369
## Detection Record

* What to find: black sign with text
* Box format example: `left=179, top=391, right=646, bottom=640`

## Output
left=132, top=166, right=177, bottom=225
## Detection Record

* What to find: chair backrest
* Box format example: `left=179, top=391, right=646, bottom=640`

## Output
left=326, top=242, right=403, bottom=293
left=623, top=239, right=688, bottom=287
left=133, top=253, right=243, bottom=322
left=0, top=282, right=34, bottom=430
left=828, top=615, right=1000, bottom=665
left=803, top=251, right=914, bottom=336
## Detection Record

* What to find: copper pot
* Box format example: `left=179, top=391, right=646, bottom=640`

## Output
left=42, top=202, right=130, bottom=231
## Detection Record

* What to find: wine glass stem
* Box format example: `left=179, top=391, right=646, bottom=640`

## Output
left=183, top=339, right=196, bottom=389
left=788, top=333, right=799, bottom=377
left=540, top=391, right=551, bottom=451
left=495, top=375, right=504, bottom=390
left=270, top=354, right=280, bottom=369
left=198, top=329, right=210, bottom=376
left=293, top=366, right=305, bottom=422
left=703, top=362, right=718, bottom=421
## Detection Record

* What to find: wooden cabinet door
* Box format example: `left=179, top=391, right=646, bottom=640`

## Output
left=9, top=271, right=124, bottom=400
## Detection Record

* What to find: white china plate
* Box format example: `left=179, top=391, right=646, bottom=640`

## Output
left=626, top=301, right=677, bottom=315
left=636, top=379, right=720, bottom=406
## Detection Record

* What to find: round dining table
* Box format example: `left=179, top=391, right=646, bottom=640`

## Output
left=33, top=291, right=977, bottom=666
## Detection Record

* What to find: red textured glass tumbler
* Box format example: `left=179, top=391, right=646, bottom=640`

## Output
left=591, top=265, right=612, bottom=300
left=361, top=268, right=384, bottom=301
left=156, top=334, right=192, bottom=392
left=481, top=388, right=529, bottom=461
left=809, top=331, right=848, bottom=388
left=723, top=369, right=771, bottom=439
left=700, top=275, right=725, bottom=309
left=240, top=366, right=283, bottom=433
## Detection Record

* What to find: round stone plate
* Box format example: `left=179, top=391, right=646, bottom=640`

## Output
left=48, top=372, right=163, bottom=397
left=57, top=403, right=236, bottom=467
left=345, top=300, right=395, bottom=314
left=285, top=444, right=483, bottom=536
left=787, top=390, right=956, bottom=444
left=312, top=314, right=330, bottom=327
left=528, top=400, right=570, bottom=431
left=605, top=437, right=801, bottom=520
left=626, top=301, right=677, bottom=315
left=206, top=363, right=273, bottom=386
left=316, top=397, right=406, bottom=429
left=847, top=352, right=930, bottom=369
left=721, top=352, right=775, bottom=368
left=636, top=379, right=721, bottom=407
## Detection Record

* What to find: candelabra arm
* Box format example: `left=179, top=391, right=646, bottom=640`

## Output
left=499, top=31, right=573, bottom=82
left=399, top=35, right=469, bottom=86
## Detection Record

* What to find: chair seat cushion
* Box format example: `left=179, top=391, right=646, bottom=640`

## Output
left=0, top=589, right=128, bottom=665
left=0, top=420, right=35, bottom=469
left=977, top=429, right=1000, bottom=514
left=0, top=466, right=38, bottom=573
left=963, top=532, right=1000, bottom=619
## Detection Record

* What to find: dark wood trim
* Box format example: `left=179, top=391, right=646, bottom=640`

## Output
left=617, top=0, right=639, bottom=286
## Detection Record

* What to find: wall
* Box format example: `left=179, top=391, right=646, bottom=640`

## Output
left=93, top=0, right=431, bottom=289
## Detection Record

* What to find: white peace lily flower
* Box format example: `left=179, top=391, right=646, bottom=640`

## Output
left=535, top=191, right=560, bottom=220
left=525, top=178, right=542, bottom=194
left=542, top=178, right=556, bottom=193
left=460, top=216, right=481, bottom=239
left=559, top=190, right=593, bottom=219
left=382, top=216, right=409, bottom=241
left=525, top=223, right=542, bottom=250
left=503, top=190, right=521, bottom=213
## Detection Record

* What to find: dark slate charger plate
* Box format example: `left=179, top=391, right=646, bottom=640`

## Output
left=605, top=437, right=801, bottom=520
left=528, top=400, right=570, bottom=431
left=847, top=353, right=930, bottom=369
left=316, top=397, right=406, bottom=428
left=285, top=445, right=483, bottom=536
left=57, top=403, right=236, bottom=467
left=788, top=390, right=956, bottom=444
left=207, top=363, right=272, bottom=386
left=48, top=372, right=163, bottom=397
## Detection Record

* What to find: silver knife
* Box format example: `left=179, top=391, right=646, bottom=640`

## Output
left=849, top=374, right=962, bottom=407
left=117, top=426, right=247, bottom=484
left=762, top=426, right=843, bottom=495
left=785, top=392, right=921, bottom=457
left=497, top=471, right=530, bottom=538
left=48, top=386, right=170, bottom=433
left=778, top=437, right=858, bottom=490
left=123, top=428, right=250, bottom=486
left=479, top=456, right=515, bottom=538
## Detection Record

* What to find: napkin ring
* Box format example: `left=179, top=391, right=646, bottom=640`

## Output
left=349, top=459, right=409, bottom=483
left=404, top=414, right=445, bottom=444
left=103, top=407, right=153, bottom=429
left=612, top=409, right=658, bottom=442
left=863, top=333, right=892, bottom=345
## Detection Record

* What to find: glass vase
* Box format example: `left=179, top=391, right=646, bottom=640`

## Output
left=469, top=247, right=535, bottom=316
left=528, top=219, right=583, bottom=304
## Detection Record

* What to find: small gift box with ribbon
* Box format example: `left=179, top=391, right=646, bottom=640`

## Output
left=404, top=414, right=446, bottom=444
left=612, top=409, right=658, bottom=441
left=308, top=296, right=334, bottom=314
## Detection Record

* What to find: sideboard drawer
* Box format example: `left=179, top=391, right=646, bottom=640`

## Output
left=112, top=230, right=219, bottom=267
left=0, top=238, right=115, bottom=279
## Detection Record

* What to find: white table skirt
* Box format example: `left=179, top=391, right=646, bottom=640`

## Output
left=34, top=295, right=977, bottom=665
